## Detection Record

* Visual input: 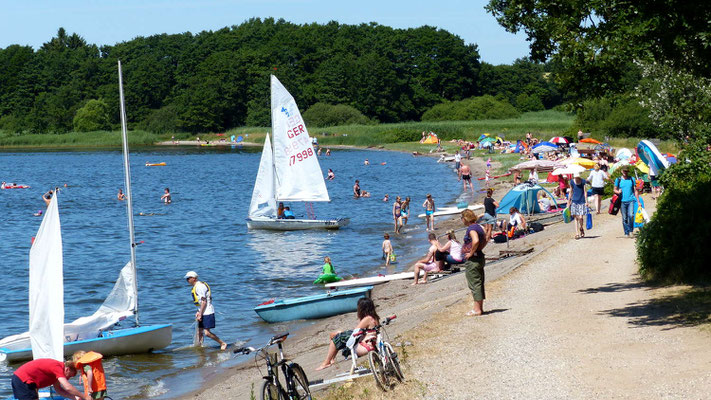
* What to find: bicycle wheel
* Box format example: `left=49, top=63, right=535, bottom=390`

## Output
left=288, top=363, right=312, bottom=400
left=369, top=350, right=390, bottom=391
left=384, top=343, right=404, bottom=382
left=260, top=380, right=281, bottom=400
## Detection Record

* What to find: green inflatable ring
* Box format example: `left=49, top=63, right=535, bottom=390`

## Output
left=313, top=273, right=342, bottom=284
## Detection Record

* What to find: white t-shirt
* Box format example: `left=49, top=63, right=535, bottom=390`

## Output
left=589, top=170, right=607, bottom=188
left=454, top=153, right=461, bottom=162
left=194, top=282, right=215, bottom=315
left=529, top=170, right=539, bottom=182
left=449, top=240, right=463, bottom=262
left=510, top=213, right=523, bottom=227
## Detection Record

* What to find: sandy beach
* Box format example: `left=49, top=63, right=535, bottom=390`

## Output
left=181, top=156, right=711, bottom=400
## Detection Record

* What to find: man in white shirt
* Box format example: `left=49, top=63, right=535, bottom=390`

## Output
left=185, top=271, right=227, bottom=350
left=588, top=163, right=608, bottom=214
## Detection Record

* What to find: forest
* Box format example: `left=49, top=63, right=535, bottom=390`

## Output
left=0, top=19, right=561, bottom=135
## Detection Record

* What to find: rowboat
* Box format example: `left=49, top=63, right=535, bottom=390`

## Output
left=254, top=286, right=373, bottom=323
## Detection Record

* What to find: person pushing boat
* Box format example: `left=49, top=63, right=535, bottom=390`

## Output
left=184, top=271, right=227, bottom=350
left=11, top=359, right=91, bottom=400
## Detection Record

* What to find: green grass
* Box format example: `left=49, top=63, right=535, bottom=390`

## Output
left=0, top=130, right=172, bottom=148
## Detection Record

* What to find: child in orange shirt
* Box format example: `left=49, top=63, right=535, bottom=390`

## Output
left=72, top=351, right=108, bottom=400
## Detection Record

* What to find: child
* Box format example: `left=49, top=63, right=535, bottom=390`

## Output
left=322, top=256, right=335, bottom=275
left=72, top=351, right=107, bottom=400
left=382, top=233, right=393, bottom=266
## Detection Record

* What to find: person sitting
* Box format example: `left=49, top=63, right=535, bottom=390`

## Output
left=277, top=202, right=285, bottom=219
left=433, top=230, right=464, bottom=270
left=538, top=192, right=553, bottom=212
left=283, top=207, right=295, bottom=219
left=412, top=233, right=440, bottom=284
left=316, top=298, right=380, bottom=371
left=499, top=207, right=527, bottom=236
left=322, top=256, right=336, bottom=275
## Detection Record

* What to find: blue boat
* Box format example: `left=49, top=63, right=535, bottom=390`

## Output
left=254, top=286, right=373, bottom=323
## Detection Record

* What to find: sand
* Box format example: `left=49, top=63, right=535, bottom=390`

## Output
left=181, top=156, right=711, bottom=400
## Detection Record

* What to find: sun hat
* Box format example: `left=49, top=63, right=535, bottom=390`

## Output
left=184, top=271, right=198, bottom=279
left=573, top=172, right=581, bottom=178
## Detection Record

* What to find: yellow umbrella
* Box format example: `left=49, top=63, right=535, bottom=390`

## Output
left=635, top=160, right=649, bottom=174
left=561, top=157, right=596, bottom=169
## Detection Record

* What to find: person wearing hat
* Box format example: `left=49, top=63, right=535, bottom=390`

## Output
left=422, top=194, right=435, bottom=231
left=184, top=271, right=227, bottom=350
left=613, top=166, right=640, bottom=236
left=566, top=171, right=589, bottom=239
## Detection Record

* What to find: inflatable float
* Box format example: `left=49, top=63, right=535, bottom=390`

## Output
left=145, top=162, right=166, bottom=166
left=636, top=140, right=670, bottom=175
left=313, top=273, right=342, bottom=284
left=477, top=172, right=512, bottom=181
left=1, top=184, right=30, bottom=189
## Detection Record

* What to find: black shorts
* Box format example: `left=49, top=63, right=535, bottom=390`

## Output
left=434, top=250, right=449, bottom=261
left=462, top=174, right=471, bottom=181
left=199, top=313, right=216, bottom=329
left=12, top=375, right=38, bottom=400
left=592, top=187, right=605, bottom=195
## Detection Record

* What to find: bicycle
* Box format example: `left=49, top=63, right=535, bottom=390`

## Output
left=349, top=315, right=404, bottom=391
left=234, top=332, right=312, bottom=400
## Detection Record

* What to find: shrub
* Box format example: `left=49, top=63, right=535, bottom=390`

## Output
left=73, top=99, right=111, bottom=132
left=0, top=114, right=25, bottom=134
left=379, top=128, right=420, bottom=143
left=303, top=103, right=370, bottom=127
left=575, top=95, right=660, bottom=138
left=421, top=95, right=520, bottom=121
left=515, top=93, right=545, bottom=112
left=140, top=105, right=179, bottom=134
left=637, top=143, right=711, bottom=283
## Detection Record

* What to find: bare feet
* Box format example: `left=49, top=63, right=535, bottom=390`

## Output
left=466, top=309, right=483, bottom=316
left=315, top=361, right=334, bottom=371
left=411, top=281, right=419, bottom=285
left=220, top=342, right=228, bottom=351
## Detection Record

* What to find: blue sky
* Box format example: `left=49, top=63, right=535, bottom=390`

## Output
left=0, top=0, right=530, bottom=65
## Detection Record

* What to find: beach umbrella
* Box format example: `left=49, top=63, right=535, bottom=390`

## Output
left=561, top=157, right=596, bottom=168
left=580, top=138, right=602, bottom=144
left=549, top=136, right=569, bottom=144
left=510, top=160, right=564, bottom=172
left=635, top=160, right=650, bottom=174
left=480, top=136, right=496, bottom=143
left=478, top=133, right=491, bottom=141
left=532, top=141, right=559, bottom=154
left=616, top=148, right=632, bottom=160
left=551, top=164, right=585, bottom=175
left=480, top=140, right=493, bottom=148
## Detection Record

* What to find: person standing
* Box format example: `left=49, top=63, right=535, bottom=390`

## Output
left=353, top=180, right=361, bottom=198
left=382, top=234, right=393, bottom=266
left=460, top=164, right=473, bottom=191
left=422, top=194, right=435, bottom=231
left=460, top=209, right=488, bottom=316
left=454, top=151, right=462, bottom=180
left=117, top=188, right=126, bottom=201
left=11, top=359, right=90, bottom=400
left=577, top=129, right=584, bottom=142
left=42, top=189, right=54, bottom=207
left=567, top=172, right=589, bottom=239
left=614, top=167, right=640, bottom=237
left=480, top=188, right=499, bottom=240
left=184, top=271, right=228, bottom=350
left=392, top=196, right=403, bottom=233
left=588, top=164, right=608, bottom=214
left=401, top=197, right=410, bottom=227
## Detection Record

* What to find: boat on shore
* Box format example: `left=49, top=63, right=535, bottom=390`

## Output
left=254, top=286, right=373, bottom=323
left=246, top=75, right=349, bottom=231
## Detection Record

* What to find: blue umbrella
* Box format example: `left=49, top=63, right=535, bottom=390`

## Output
left=531, top=141, right=559, bottom=154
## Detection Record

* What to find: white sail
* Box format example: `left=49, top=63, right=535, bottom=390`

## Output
left=29, top=194, right=64, bottom=361
left=248, top=133, right=277, bottom=218
left=270, top=75, right=330, bottom=202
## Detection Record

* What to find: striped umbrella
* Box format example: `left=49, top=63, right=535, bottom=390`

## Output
left=549, top=136, right=569, bottom=144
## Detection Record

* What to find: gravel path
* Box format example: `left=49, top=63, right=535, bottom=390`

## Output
left=406, top=198, right=711, bottom=399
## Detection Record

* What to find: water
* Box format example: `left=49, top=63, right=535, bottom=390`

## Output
left=0, top=146, right=461, bottom=398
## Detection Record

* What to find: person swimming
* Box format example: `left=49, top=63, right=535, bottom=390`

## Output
left=117, top=188, right=126, bottom=201
left=161, top=188, right=172, bottom=204
left=327, top=169, right=335, bottom=180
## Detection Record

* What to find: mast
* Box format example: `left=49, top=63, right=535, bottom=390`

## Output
left=118, top=60, right=140, bottom=326
left=270, top=76, right=278, bottom=208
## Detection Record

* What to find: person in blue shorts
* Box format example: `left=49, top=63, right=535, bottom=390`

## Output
left=423, top=194, right=435, bottom=231
left=185, top=271, right=227, bottom=350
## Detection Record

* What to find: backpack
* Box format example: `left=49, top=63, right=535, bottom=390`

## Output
left=609, top=194, right=621, bottom=215
left=530, top=222, right=544, bottom=232
left=493, top=233, right=507, bottom=243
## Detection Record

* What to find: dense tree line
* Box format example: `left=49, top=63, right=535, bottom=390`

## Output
left=0, top=19, right=561, bottom=134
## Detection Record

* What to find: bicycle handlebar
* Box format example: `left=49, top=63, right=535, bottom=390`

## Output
left=233, top=332, right=290, bottom=355
left=383, top=315, right=396, bottom=325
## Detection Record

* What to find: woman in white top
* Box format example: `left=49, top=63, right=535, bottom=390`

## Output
left=433, top=230, right=464, bottom=270
left=500, top=207, right=526, bottom=233
left=588, top=163, right=608, bottom=214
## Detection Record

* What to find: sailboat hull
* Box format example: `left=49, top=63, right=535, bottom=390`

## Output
left=247, top=217, right=350, bottom=230
left=0, top=324, right=172, bottom=363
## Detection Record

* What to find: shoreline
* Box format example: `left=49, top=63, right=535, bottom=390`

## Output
left=178, top=154, right=515, bottom=400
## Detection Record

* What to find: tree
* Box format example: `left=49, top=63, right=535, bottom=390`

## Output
left=73, top=99, right=111, bottom=132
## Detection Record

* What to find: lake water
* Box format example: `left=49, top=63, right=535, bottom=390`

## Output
left=0, top=146, right=466, bottom=398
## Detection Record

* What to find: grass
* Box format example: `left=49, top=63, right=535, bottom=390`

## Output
left=0, top=130, right=175, bottom=148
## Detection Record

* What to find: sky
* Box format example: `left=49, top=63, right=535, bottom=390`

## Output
left=0, top=0, right=530, bottom=65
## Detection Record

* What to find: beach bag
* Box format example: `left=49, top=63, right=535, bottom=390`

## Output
left=563, top=207, right=572, bottom=223
left=634, top=206, right=650, bottom=225
left=586, top=211, right=593, bottom=230
left=530, top=222, right=544, bottom=232
left=608, top=194, right=621, bottom=215
left=493, top=233, right=507, bottom=243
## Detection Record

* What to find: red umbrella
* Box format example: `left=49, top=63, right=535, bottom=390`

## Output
left=549, top=136, right=569, bottom=144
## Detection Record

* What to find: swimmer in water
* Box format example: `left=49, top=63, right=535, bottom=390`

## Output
left=117, top=188, right=126, bottom=201
left=383, top=194, right=389, bottom=202
left=34, top=210, right=43, bottom=217
left=42, top=190, right=53, bottom=206
left=327, top=169, right=335, bottom=180
left=161, top=187, right=172, bottom=204
left=364, top=159, right=370, bottom=165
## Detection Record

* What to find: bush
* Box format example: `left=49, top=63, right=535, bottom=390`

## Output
left=139, top=105, right=179, bottom=134
left=515, top=93, right=545, bottom=112
left=73, top=99, right=111, bottom=132
left=637, top=143, right=711, bottom=283
left=379, top=128, right=420, bottom=143
left=421, top=95, right=520, bottom=121
left=575, top=95, right=660, bottom=138
left=0, top=114, right=25, bottom=134
left=303, top=103, right=370, bottom=127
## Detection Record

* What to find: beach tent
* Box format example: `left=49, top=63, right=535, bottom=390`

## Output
left=532, top=141, right=559, bottom=154
left=495, top=182, right=559, bottom=215
left=513, top=140, right=525, bottom=153
left=421, top=132, right=439, bottom=144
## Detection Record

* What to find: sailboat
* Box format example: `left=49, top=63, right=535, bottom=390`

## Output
left=0, top=61, right=172, bottom=363
left=246, top=75, right=349, bottom=230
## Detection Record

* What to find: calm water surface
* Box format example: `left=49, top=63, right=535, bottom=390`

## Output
left=0, top=146, right=465, bottom=398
